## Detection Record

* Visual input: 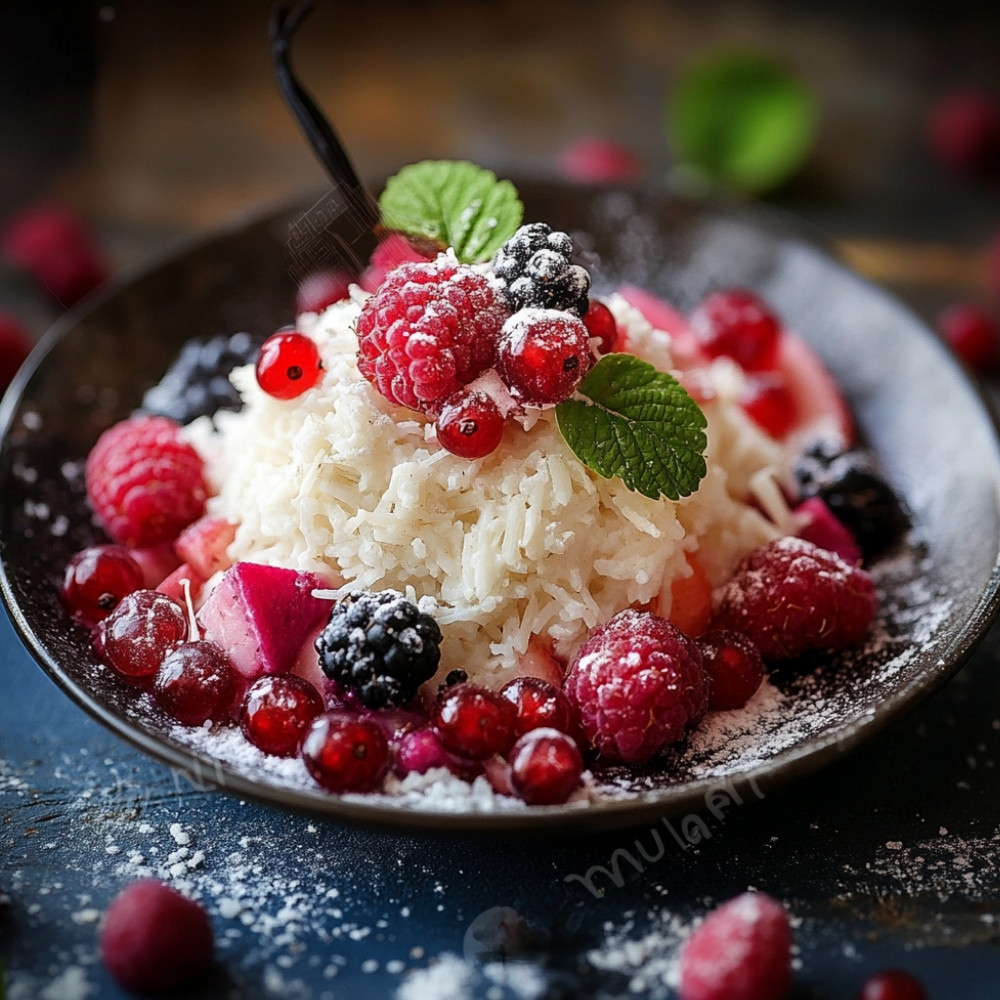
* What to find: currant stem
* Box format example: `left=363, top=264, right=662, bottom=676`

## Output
left=179, top=577, right=200, bottom=643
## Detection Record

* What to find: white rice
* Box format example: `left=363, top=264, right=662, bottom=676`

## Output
left=190, top=292, right=787, bottom=685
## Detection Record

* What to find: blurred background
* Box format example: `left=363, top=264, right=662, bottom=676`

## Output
left=1, top=0, right=1000, bottom=376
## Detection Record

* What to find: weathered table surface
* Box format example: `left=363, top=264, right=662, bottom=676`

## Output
left=3, top=2, right=1000, bottom=997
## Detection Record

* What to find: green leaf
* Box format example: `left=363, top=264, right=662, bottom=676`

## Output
left=666, top=49, right=817, bottom=195
left=378, top=160, right=523, bottom=263
left=555, top=354, right=707, bottom=501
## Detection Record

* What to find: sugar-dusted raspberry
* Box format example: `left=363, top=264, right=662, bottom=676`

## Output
left=85, top=415, right=207, bottom=548
left=563, top=609, right=707, bottom=764
left=355, top=255, right=509, bottom=414
left=712, top=536, right=877, bottom=661
left=678, top=892, right=792, bottom=1000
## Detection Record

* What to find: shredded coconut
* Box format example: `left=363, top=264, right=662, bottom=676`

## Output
left=191, top=293, right=785, bottom=684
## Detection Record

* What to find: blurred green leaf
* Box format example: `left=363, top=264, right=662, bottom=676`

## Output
left=667, top=50, right=817, bottom=195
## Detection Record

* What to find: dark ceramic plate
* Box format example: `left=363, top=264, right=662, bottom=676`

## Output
left=3, top=181, right=1000, bottom=833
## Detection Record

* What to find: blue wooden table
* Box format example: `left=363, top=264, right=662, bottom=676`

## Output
left=3, top=591, right=1000, bottom=998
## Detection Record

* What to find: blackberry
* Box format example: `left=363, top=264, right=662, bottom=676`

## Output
left=140, top=331, right=265, bottom=425
left=794, top=440, right=909, bottom=559
left=315, top=590, right=442, bottom=709
left=492, top=223, right=591, bottom=317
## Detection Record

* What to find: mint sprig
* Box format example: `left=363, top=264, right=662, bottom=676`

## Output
left=555, top=354, right=707, bottom=501
left=379, top=160, right=523, bottom=263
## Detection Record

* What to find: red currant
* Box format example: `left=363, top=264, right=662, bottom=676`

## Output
left=857, top=969, right=927, bottom=1000
left=741, top=374, right=797, bottom=439
left=690, top=288, right=781, bottom=372
left=938, top=301, right=999, bottom=372
left=240, top=674, right=324, bottom=757
left=97, top=590, right=188, bottom=682
left=697, top=629, right=765, bottom=711
left=295, top=269, right=351, bottom=316
left=62, top=545, right=144, bottom=626
left=153, top=641, right=239, bottom=726
left=301, top=711, right=389, bottom=793
left=434, top=388, right=505, bottom=459
left=432, top=682, right=517, bottom=760
left=499, top=676, right=572, bottom=738
left=508, top=727, right=583, bottom=805
left=255, top=330, right=322, bottom=399
left=583, top=299, right=619, bottom=355
left=496, top=309, right=592, bottom=405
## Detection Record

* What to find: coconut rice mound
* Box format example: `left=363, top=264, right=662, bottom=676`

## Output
left=190, top=291, right=788, bottom=685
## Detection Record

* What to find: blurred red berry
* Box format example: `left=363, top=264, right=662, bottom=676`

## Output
left=0, top=310, right=32, bottom=392
left=295, top=269, right=351, bottom=315
left=938, top=301, right=999, bottom=371
left=557, top=136, right=644, bottom=184
left=857, top=969, right=927, bottom=1000
left=927, top=89, right=1000, bottom=179
left=1, top=203, right=109, bottom=306
left=100, top=880, right=214, bottom=994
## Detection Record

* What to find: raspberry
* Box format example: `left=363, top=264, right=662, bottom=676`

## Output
left=712, top=536, right=878, bottom=661
left=315, top=590, right=443, bottom=708
left=492, top=223, right=591, bottom=317
left=355, top=255, right=508, bottom=413
left=140, top=331, right=264, bottom=426
left=563, top=609, right=707, bottom=764
left=0, top=203, right=108, bottom=306
left=100, top=880, right=214, bottom=995
left=677, top=892, right=792, bottom=1000
left=85, top=415, right=208, bottom=548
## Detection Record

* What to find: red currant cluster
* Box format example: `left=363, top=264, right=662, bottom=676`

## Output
left=302, top=673, right=586, bottom=804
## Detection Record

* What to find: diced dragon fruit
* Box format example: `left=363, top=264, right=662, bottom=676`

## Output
left=198, top=562, right=333, bottom=680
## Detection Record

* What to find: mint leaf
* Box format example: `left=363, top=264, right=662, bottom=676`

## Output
left=555, top=354, right=707, bottom=501
left=666, top=50, right=816, bottom=195
left=379, top=160, right=523, bottom=263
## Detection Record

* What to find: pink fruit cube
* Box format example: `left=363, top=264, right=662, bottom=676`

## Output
left=198, top=562, right=333, bottom=680
left=156, top=562, right=207, bottom=606
left=173, top=515, right=237, bottom=580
